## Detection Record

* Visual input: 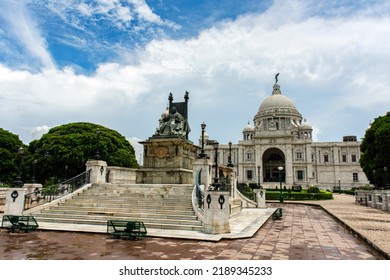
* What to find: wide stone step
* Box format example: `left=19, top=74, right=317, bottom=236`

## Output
left=34, top=216, right=202, bottom=230
left=35, top=209, right=197, bottom=220
left=81, top=192, right=193, bottom=198
left=85, top=193, right=193, bottom=199
left=71, top=196, right=192, bottom=202
left=94, top=185, right=193, bottom=192
left=38, top=220, right=203, bottom=232
left=61, top=202, right=193, bottom=210
left=34, top=213, right=200, bottom=225
left=50, top=205, right=196, bottom=215
left=66, top=201, right=193, bottom=207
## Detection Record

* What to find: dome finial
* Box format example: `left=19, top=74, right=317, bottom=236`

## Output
left=275, top=73, right=279, bottom=84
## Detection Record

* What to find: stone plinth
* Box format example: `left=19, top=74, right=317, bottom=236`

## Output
left=5, top=187, right=28, bottom=215
left=137, top=137, right=199, bottom=184
left=136, top=168, right=193, bottom=184
left=86, top=160, right=107, bottom=184
left=203, top=191, right=230, bottom=234
left=254, top=188, right=266, bottom=208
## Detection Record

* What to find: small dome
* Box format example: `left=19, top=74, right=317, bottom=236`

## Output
left=300, top=118, right=312, bottom=130
left=243, top=121, right=254, bottom=132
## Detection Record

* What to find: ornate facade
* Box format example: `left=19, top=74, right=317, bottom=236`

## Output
left=200, top=81, right=369, bottom=190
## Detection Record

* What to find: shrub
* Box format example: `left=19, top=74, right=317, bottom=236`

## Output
left=237, top=183, right=254, bottom=200
left=292, top=185, right=302, bottom=192
left=265, top=190, right=333, bottom=200
left=307, top=186, right=320, bottom=193
left=248, top=183, right=259, bottom=189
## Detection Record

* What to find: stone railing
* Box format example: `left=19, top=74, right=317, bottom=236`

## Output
left=106, top=166, right=137, bottom=184
left=355, top=190, right=390, bottom=211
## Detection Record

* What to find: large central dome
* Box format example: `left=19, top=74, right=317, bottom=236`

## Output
left=255, top=83, right=301, bottom=119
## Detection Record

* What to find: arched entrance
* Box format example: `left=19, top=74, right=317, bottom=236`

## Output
left=262, top=148, right=285, bottom=182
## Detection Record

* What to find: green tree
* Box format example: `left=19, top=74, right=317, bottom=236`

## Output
left=360, top=112, right=390, bottom=189
left=28, top=122, right=138, bottom=184
left=0, top=128, right=26, bottom=185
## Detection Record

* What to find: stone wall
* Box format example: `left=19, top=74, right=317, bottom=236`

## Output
left=106, top=166, right=137, bottom=184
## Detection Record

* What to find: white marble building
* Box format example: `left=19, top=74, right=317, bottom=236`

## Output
left=200, top=81, right=369, bottom=190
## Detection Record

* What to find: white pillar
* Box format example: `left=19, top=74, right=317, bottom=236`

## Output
left=202, top=191, right=230, bottom=234
left=5, top=187, right=28, bottom=215
left=86, top=160, right=107, bottom=184
left=254, top=188, right=266, bottom=208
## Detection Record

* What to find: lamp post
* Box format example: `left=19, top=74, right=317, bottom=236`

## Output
left=198, top=122, right=207, bottom=158
left=338, top=178, right=341, bottom=194
left=373, top=169, right=376, bottom=189
left=95, top=128, right=101, bottom=160
left=227, top=141, right=234, bottom=167
left=31, top=159, right=38, bottom=183
left=278, top=166, right=284, bottom=203
left=65, top=165, right=68, bottom=180
left=212, top=141, right=221, bottom=190
left=13, top=147, right=24, bottom=187
left=384, top=167, right=389, bottom=189
left=257, top=165, right=261, bottom=186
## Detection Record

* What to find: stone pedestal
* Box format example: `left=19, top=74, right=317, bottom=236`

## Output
left=137, top=137, right=198, bottom=184
left=86, top=160, right=107, bottom=184
left=203, top=191, right=230, bottom=234
left=5, top=187, right=28, bottom=215
left=254, top=188, right=266, bottom=208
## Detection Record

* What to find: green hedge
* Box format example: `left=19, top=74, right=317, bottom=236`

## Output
left=266, top=191, right=333, bottom=200
left=237, top=183, right=254, bottom=200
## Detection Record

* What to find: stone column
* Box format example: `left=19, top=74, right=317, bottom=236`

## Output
left=254, top=188, right=266, bottom=208
left=202, top=191, right=230, bottom=234
left=4, top=187, right=28, bottom=215
left=86, top=159, right=107, bottom=184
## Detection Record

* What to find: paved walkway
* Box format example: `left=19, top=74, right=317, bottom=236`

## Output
left=0, top=194, right=388, bottom=260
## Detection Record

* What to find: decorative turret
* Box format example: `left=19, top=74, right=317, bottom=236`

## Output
left=299, top=118, right=313, bottom=140
left=243, top=121, right=254, bottom=140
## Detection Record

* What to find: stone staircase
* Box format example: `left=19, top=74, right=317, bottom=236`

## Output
left=31, top=183, right=203, bottom=232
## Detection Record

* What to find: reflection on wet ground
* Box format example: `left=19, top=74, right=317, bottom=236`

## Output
left=0, top=204, right=383, bottom=260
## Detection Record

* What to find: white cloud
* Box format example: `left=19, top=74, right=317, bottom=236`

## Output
left=0, top=0, right=55, bottom=70
left=44, top=0, right=174, bottom=30
left=130, top=0, right=162, bottom=24
left=30, top=125, right=50, bottom=141
left=1, top=0, right=390, bottom=146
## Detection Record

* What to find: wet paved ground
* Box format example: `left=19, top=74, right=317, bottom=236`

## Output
left=0, top=203, right=383, bottom=260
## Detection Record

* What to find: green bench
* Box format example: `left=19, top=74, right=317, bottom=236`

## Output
left=272, top=208, right=283, bottom=220
left=1, top=215, right=39, bottom=233
left=107, top=220, right=147, bottom=239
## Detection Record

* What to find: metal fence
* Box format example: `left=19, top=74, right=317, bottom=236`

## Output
left=24, top=169, right=91, bottom=210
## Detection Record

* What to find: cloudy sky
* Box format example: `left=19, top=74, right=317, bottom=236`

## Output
left=1, top=0, right=390, bottom=161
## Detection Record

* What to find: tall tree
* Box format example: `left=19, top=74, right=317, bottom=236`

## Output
left=360, top=112, right=390, bottom=189
left=28, top=122, right=138, bottom=185
left=0, top=128, right=26, bottom=185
